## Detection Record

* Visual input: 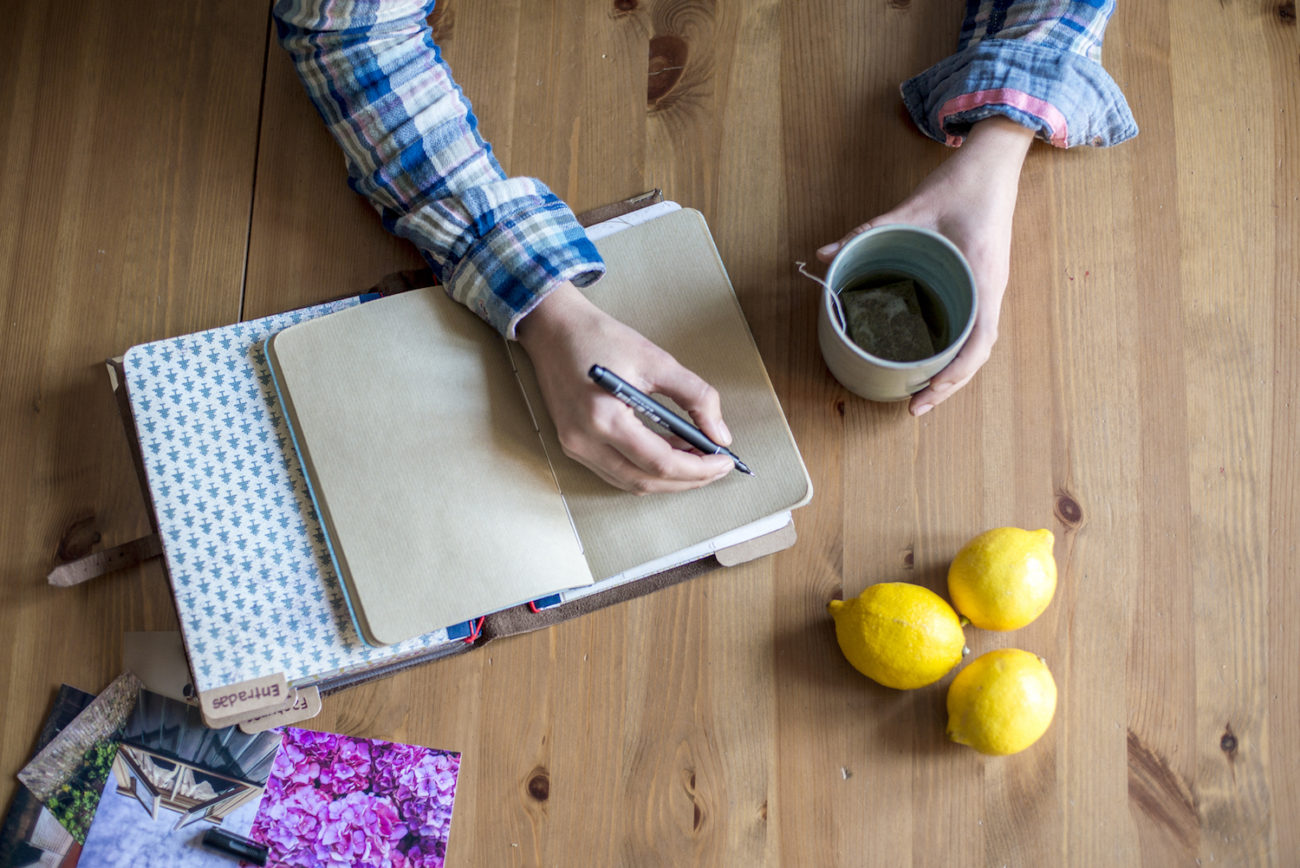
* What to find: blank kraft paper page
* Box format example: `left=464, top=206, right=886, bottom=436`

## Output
left=267, top=289, right=594, bottom=646
left=512, top=207, right=813, bottom=581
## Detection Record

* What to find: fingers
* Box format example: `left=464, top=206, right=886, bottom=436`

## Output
left=908, top=325, right=997, bottom=416
left=563, top=405, right=735, bottom=494
left=598, top=445, right=734, bottom=495
left=816, top=213, right=921, bottom=263
left=816, top=219, right=878, bottom=263
left=517, top=285, right=739, bottom=492
left=579, top=351, right=736, bottom=492
left=641, top=363, right=731, bottom=446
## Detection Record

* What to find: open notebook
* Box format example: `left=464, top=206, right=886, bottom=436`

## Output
left=119, top=201, right=810, bottom=725
left=265, top=207, right=812, bottom=646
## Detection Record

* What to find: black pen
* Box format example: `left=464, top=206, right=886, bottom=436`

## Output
left=588, top=365, right=754, bottom=476
left=201, top=828, right=268, bottom=865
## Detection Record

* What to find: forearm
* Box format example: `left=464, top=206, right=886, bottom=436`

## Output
left=960, top=116, right=1034, bottom=181
left=272, top=0, right=604, bottom=337
left=902, top=0, right=1137, bottom=149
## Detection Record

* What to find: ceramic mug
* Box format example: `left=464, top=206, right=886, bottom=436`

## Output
left=816, top=224, right=977, bottom=402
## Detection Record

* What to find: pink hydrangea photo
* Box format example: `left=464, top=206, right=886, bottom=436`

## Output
left=249, top=727, right=460, bottom=868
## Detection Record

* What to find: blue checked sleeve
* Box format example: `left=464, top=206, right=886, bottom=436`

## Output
left=901, top=0, right=1138, bottom=149
left=273, top=0, right=605, bottom=338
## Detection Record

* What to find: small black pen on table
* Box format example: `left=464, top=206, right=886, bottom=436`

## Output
left=588, top=364, right=754, bottom=476
left=202, top=828, right=269, bottom=865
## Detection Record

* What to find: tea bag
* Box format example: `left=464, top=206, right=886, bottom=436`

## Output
left=840, top=279, right=936, bottom=362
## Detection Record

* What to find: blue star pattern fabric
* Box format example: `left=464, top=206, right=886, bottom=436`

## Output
left=123, top=299, right=455, bottom=694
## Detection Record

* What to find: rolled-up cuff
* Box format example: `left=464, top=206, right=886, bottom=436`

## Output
left=901, top=40, right=1137, bottom=149
left=441, top=192, right=605, bottom=339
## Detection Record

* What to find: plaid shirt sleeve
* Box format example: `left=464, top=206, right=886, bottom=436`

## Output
left=901, top=0, right=1138, bottom=149
left=272, top=0, right=605, bottom=338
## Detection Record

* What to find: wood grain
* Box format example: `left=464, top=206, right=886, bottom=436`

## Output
left=0, top=0, right=267, bottom=818
left=2, top=1, right=1297, bottom=865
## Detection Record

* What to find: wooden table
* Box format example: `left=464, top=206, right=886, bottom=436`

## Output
left=1, top=2, right=1295, bottom=864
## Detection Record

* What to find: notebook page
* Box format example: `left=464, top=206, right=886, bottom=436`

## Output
left=266, top=288, right=595, bottom=646
left=513, top=208, right=813, bottom=580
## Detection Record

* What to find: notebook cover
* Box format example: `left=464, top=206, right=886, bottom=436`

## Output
left=119, top=300, right=464, bottom=700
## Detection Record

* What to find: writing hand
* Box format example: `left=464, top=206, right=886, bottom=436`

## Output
left=817, top=117, right=1034, bottom=416
left=516, top=283, right=735, bottom=493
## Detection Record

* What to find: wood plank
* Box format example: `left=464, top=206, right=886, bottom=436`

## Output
left=1265, top=0, right=1300, bottom=859
left=0, top=0, right=268, bottom=815
left=1, top=0, right=1297, bottom=865
left=1168, top=2, right=1285, bottom=864
left=241, top=15, right=428, bottom=318
left=1114, top=4, right=1201, bottom=863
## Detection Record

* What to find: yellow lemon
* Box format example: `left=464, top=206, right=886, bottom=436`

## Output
left=947, top=527, right=1057, bottom=631
left=827, top=582, right=966, bottom=690
left=946, top=648, right=1057, bottom=755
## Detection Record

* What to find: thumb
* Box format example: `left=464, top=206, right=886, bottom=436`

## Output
left=816, top=217, right=886, bottom=263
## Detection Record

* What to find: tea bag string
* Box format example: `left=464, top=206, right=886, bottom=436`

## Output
left=794, top=261, right=845, bottom=329
left=794, top=260, right=829, bottom=290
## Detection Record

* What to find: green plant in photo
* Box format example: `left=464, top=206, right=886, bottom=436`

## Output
left=44, top=740, right=118, bottom=844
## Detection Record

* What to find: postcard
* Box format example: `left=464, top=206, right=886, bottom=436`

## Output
left=0, top=684, right=95, bottom=868
left=15, top=672, right=142, bottom=849
left=248, top=727, right=460, bottom=868
left=75, top=689, right=283, bottom=868
left=8, top=679, right=459, bottom=868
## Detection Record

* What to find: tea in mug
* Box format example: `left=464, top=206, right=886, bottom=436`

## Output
left=838, top=273, right=950, bottom=362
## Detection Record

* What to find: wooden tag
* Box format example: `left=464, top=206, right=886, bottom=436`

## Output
left=239, top=686, right=323, bottom=733
left=198, top=673, right=294, bottom=728
left=715, top=519, right=797, bottom=566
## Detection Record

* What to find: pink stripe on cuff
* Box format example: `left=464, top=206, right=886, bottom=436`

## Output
left=937, top=88, right=1069, bottom=148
